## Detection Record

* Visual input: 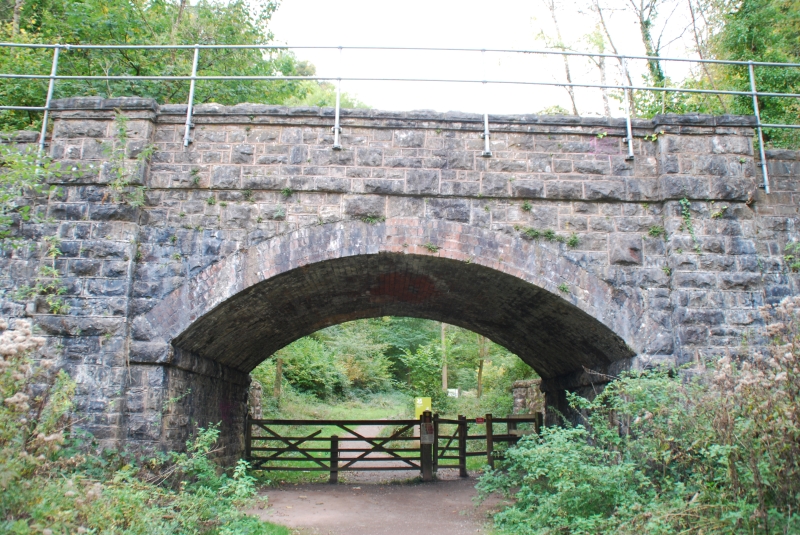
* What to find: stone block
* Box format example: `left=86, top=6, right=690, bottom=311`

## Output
left=211, top=166, right=241, bottom=188
left=344, top=195, right=385, bottom=218
left=609, top=234, right=643, bottom=265
left=406, top=169, right=439, bottom=194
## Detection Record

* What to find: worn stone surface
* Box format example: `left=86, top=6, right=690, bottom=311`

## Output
left=1, top=97, right=797, bottom=459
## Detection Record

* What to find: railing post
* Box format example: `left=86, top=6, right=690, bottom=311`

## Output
left=183, top=44, right=200, bottom=147
left=244, top=415, right=252, bottom=461
left=420, top=410, right=433, bottom=481
left=330, top=435, right=339, bottom=484
left=458, top=414, right=467, bottom=478
left=620, top=56, right=635, bottom=162
left=332, top=45, right=342, bottom=150
left=481, top=49, right=492, bottom=157
left=748, top=61, right=770, bottom=193
left=485, top=413, right=494, bottom=469
left=38, top=45, right=61, bottom=155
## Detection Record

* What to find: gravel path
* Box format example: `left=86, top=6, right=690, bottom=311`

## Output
left=248, top=478, right=505, bottom=535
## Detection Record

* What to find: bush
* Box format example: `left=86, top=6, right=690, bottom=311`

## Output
left=478, top=295, right=800, bottom=534
left=276, top=337, right=348, bottom=399
left=0, top=318, right=288, bottom=535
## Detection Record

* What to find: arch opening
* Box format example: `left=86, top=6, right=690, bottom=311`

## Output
left=172, top=253, right=634, bottom=380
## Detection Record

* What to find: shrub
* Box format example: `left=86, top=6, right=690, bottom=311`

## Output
left=0, top=318, right=287, bottom=535
left=479, top=295, right=800, bottom=534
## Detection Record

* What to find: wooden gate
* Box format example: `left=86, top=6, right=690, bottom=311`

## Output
left=245, top=412, right=542, bottom=482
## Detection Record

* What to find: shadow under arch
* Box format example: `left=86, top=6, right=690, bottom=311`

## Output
left=129, top=218, right=643, bottom=454
left=173, top=252, right=633, bottom=379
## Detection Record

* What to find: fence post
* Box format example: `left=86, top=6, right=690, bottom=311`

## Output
left=432, top=413, right=439, bottom=473
left=420, top=411, right=433, bottom=481
left=485, top=413, right=494, bottom=469
left=244, top=415, right=251, bottom=461
left=458, top=414, right=467, bottom=478
left=535, top=412, right=543, bottom=435
left=330, top=435, right=339, bottom=484
left=507, top=416, right=518, bottom=444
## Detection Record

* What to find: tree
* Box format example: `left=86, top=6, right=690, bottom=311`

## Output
left=0, top=0, right=348, bottom=130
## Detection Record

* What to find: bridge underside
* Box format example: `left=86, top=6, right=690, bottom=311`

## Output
left=173, top=253, right=634, bottom=381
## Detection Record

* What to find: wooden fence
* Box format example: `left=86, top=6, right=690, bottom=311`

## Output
left=245, top=411, right=543, bottom=482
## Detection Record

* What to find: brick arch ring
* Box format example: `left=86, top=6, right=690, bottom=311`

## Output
left=131, top=217, right=646, bottom=389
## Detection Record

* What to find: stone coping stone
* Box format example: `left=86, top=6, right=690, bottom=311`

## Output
left=0, top=131, right=39, bottom=143
left=49, top=97, right=756, bottom=128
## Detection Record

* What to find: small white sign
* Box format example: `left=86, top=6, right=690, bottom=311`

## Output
left=420, top=422, right=435, bottom=444
left=447, top=389, right=459, bottom=398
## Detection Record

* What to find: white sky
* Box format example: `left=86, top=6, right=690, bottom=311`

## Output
left=269, top=0, right=702, bottom=116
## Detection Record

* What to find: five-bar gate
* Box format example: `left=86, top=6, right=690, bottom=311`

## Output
left=245, top=411, right=543, bottom=482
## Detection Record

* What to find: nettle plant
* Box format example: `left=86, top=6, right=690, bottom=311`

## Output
left=14, top=236, right=70, bottom=314
left=479, top=295, right=800, bottom=534
left=0, top=145, right=60, bottom=242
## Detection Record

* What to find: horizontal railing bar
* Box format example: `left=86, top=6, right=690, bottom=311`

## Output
left=2, top=72, right=798, bottom=101
left=251, top=447, right=422, bottom=453
left=0, top=105, right=47, bottom=110
left=2, top=42, right=800, bottom=68
left=251, top=436, right=419, bottom=442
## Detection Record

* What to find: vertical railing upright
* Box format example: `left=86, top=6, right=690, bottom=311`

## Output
left=620, top=56, right=635, bottom=161
left=332, top=46, right=343, bottom=150
left=481, top=49, right=492, bottom=157
left=183, top=44, right=200, bottom=147
left=38, top=45, right=61, bottom=154
left=748, top=61, right=771, bottom=193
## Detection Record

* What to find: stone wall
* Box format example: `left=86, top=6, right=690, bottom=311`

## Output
left=1, top=97, right=797, bottom=457
left=512, top=379, right=545, bottom=415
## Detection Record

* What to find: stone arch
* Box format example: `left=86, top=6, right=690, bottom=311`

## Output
left=128, top=217, right=644, bottom=454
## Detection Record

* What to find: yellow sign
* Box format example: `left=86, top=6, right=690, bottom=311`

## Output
left=414, top=397, right=431, bottom=419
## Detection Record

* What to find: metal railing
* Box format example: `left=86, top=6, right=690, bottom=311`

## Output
left=2, top=43, right=799, bottom=193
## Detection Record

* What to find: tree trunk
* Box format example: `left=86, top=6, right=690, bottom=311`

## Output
left=593, top=0, right=637, bottom=116
left=477, top=335, right=487, bottom=398
left=599, top=55, right=611, bottom=117
left=12, top=0, right=24, bottom=36
left=441, top=322, right=448, bottom=391
left=544, top=0, right=579, bottom=115
left=273, top=357, right=283, bottom=399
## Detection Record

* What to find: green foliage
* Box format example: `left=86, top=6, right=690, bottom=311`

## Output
left=282, top=80, right=369, bottom=109
left=557, top=283, right=569, bottom=293
left=422, top=242, right=440, bottom=252
left=647, top=225, right=666, bottom=238
left=275, top=337, right=348, bottom=399
left=479, top=295, right=800, bottom=534
left=316, top=321, right=394, bottom=393
left=0, top=318, right=287, bottom=534
left=397, top=343, right=442, bottom=398
left=785, top=241, right=800, bottom=272
left=107, top=113, right=149, bottom=208
left=0, top=144, right=58, bottom=242
left=280, top=188, right=292, bottom=198
left=566, top=233, right=579, bottom=248
left=521, top=201, right=532, bottom=212
left=679, top=197, right=701, bottom=253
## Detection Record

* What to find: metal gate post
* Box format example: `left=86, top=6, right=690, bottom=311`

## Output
left=621, top=56, right=635, bottom=161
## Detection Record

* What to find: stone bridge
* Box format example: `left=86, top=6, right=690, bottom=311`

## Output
left=1, top=97, right=798, bottom=458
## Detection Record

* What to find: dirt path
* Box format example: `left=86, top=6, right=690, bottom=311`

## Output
left=248, top=424, right=507, bottom=534
left=248, top=478, right=506, bottom=535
